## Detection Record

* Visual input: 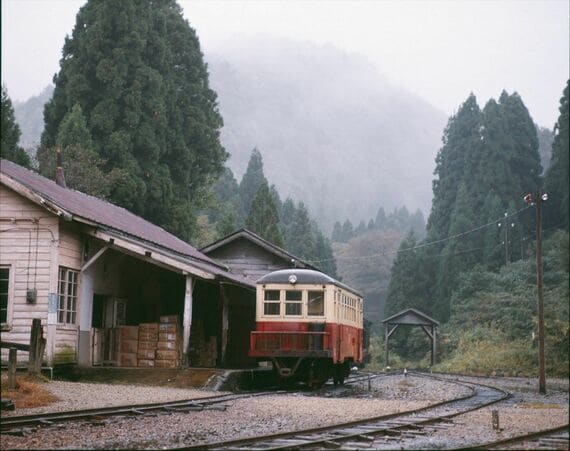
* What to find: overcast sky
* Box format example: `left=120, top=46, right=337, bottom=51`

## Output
left=2, top=0, right=568, bottom=128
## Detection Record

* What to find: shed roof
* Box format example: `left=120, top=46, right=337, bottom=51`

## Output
left=382, top=308, right=439, bottom=326
left=200, top=228, right=317, bottom=270
left=0, top=159, right=254, bottom=289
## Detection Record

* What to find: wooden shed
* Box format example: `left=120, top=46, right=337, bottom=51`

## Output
left=0, top=159, right=255, bottom=369
left=200, top=228, right=316, bottom=281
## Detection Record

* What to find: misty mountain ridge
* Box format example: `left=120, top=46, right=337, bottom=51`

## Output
left=14, top=36, right=448, bottom=231
left=205, top=37, right=448, bottom=230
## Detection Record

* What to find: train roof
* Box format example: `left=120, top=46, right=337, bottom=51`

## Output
left=257, top=269, right=363, bottom=298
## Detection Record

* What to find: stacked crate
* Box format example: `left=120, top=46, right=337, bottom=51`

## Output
left=137, top=323, right=159, bottom=367
left=117, top=326, right=138, bottom=367
left=156, top=315, right=181, bottom=368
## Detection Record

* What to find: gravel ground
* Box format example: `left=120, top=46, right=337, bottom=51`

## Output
left=1, top=373, right=568, bottom=450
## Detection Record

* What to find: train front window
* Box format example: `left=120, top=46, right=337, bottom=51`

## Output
left=308, top=291, right=324, bottom=316
left=285, top=290, right=302, bottom=316
left=264, top=289, right=280, bottom=316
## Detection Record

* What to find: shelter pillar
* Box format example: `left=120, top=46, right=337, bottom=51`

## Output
left=182, top=275, right=194, bottom=366
left=220, top=284, right=230, bottom=366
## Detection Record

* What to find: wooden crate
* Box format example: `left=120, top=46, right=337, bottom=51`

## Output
left=119, top=339, right=138, bottom=354
left=119, top=326, right=139, bottom=340
left=137, top=349, right=156, bottom=360
left=159, top=332, right=179, bottom=342
left=118, top=352, right=137, bottom=367
left=137, top=359, right=155, bottom=367
left=159, top=323, right=179, bottom=333
left=138, top=340, right=158, bottom=350
left=156, top=349, right=178, bottom=360
left=159, top=315, right=180, bottom=324
left=157, top=341, right=178, bottom=351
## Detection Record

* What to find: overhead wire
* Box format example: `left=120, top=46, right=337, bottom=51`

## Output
left=304, top=204, right=534, bottom=264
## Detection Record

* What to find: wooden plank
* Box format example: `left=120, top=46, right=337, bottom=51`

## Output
left=0, top=341, right=31, bottom=351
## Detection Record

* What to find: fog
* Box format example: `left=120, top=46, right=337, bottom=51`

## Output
left=2, top=1, right=569, bottom=229
left=2, top=0, right=568, bottom=127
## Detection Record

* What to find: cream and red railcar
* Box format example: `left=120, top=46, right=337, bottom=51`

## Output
left=249, top=269, right=364, bottom=387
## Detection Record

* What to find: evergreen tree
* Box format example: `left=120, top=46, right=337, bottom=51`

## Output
left=1, top=86, right=30, bottom=167
left=435, top=182, right=479, bottom=320
left=38, top=103, right=112, bottom=197
left=246, top=180, right=283, bottom=246
left=40, top=0, right=226, bottom=241
left=341, top=219, right=354, bottom=242
left=288, top=202, right=315, bottom=259
left=375, top=207, right=386, bottom=230
left=280, top=197, right=296, bottom=245
left=427, top=94, right=482, bottom=241
left=331, top=221, right=343, bottom=242
left=385, top=231, right=429, bottom=317
left=545, top=80, right=569, bottom=230
left=239, top=148, right=267, bottom=220
left=481, top=192, right=506, bottom=270
left=355, top=220, right=366, bottom=235
left=313, top=227, right=338, bottom=278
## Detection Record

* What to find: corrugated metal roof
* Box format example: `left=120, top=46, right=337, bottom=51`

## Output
left=0, top=159, right=255, bottom=289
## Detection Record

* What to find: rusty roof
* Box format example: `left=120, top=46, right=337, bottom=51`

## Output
left=0, top=159, right=254, bottom=289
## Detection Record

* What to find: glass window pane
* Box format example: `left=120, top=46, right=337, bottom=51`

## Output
left=285, top=290, right=302, bottom=301
left=264, top=290, right=280, bottom=301
left=264, top=303, right=280, bottom=315
left=285, top=302, right=301, bottom=316
left=308, top=291, right=324, bottom=316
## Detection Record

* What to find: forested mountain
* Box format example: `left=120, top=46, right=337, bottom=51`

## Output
left=206, top=37, right=448, bottom=231
left=14, top=85, right=53, bottom=153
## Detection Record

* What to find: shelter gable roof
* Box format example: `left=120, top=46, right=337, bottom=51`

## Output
left=201, top=228, right=317, bottom=270
left=382, top=308, right=439, bottom=326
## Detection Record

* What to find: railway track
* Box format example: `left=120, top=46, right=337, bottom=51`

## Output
left=459, top=424, right=569, bottom=450
left=177, top=372, right=510, bottom=450
left=0, top=390, right=283, bottom=436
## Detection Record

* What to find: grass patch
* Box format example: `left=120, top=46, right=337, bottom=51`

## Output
left=1, top=374, right=59, bottom=409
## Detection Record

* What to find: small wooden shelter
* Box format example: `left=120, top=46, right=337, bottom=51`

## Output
left=382, top=308, right=439, bottom=367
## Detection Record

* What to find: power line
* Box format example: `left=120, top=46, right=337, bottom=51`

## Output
left=305, top=205, right=533, bottom=264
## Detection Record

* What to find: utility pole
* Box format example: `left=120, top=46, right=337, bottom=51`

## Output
left=524, top=191, right=547, bottom=394
left=498, top=212, right=515, bottom=265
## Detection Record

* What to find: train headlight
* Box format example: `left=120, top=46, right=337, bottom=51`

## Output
left=288, top=274, right=297, bottom=284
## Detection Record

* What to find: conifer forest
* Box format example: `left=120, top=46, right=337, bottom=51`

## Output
left=2, top=0, right=568, bottom=378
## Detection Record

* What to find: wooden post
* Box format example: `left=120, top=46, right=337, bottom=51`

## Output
left=182, top=276, right=194, bottom=366
left=28, top=318, right=44, bottom=375
left=220, top=284, right=230, bottom=366
left=384, top=324, right=389, bottom=368
left=431, top=325, right=437, bottom=366
left=8, top=348, right=17, bottom=389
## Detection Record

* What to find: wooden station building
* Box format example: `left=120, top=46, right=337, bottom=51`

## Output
left=0, top=160, right=314, bottom=371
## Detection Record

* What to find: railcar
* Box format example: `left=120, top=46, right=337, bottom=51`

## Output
left=249, top=269, right=364, bottom=388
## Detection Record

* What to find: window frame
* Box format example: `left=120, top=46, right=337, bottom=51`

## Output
left=0, top=264, right=14, bottom=328
left=263, top=289, right=281, bottom=316
left=58, top=266, right=79, bottom=325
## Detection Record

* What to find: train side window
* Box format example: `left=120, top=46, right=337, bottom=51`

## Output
left=308, top=291, right=324, bottom=316
left=264, top=289, right=281, bottom=316
left=285, top=290, right=302, bottom=316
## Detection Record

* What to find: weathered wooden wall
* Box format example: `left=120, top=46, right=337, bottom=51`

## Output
left=207, top=238, right=292, bottom=282
left=0, top=185, right=59, bottom=363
